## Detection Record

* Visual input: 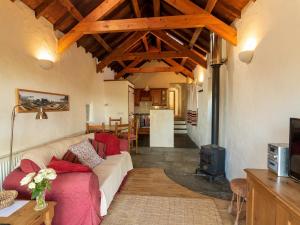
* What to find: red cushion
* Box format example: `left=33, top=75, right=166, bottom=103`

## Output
left=89, top=139, right=106, bottom=159
left=62, top=150, right=81, bottom=164
left=94, top=133, right=121, bottom=156
left=48, top=157, right=92, bottom=174
left=119, top=139, right=129, bottom=152
left=20, top=159, right=40, bottom=173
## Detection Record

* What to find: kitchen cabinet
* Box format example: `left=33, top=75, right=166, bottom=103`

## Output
left=135, top=88, right=168, bottom=106
left=134, top=89, right=141, bottom=106
left=150, top=89, right=162, bottom=106
left=150, top=89, right=168, bottom=106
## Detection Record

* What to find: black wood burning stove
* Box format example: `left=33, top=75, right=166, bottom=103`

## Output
left=196, top=145, right=225, bottom=181
left=195, top=33, right=226, bottom=181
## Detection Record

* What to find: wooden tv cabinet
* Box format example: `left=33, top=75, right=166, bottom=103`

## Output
left=245, top=169, right=300, bottom=225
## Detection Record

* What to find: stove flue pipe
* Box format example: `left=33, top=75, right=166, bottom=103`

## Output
left=209, top=33, right=223, bottom=145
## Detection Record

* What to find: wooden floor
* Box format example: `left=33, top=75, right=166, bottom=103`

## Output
left=121, top=168, right=245, bottom=225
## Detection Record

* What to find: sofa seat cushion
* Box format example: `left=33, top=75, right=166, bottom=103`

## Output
left=92, top=151, right=133, bottom=216
left=3, top=168, right=101, bottom=225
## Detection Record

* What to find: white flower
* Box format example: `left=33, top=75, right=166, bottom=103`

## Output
left=28, top=182, right=36, bottom=189
left=34, top=174, right=43, bottom=183
left=46, top=172, right=57, bottom=180
left=20, top=172, right=36, bottom=186
left=43, top=168, right=57, bottom=180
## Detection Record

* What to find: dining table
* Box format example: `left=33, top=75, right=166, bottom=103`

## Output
left=87, top=123, right=128, bottom=133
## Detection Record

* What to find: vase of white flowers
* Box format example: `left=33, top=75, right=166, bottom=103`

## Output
left=20, top=168, right=57, bottom=211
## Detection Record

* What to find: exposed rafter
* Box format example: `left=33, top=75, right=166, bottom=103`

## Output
left=181, top=0, right=218, bottom=66
left=15, top=0, right=252, bottom=74
left=162, top=0, right=237, bottom=45
left=151, top=30, right=207, bottom=68
left=131, top=0, right=148, bottom=51
left=97, top=31, right=149, bottom=72
left=58, top=0, right=126, bottom=53
left=58, top=0, right=126, bottom=68
left=115, top=58, right=144, bottom=79
left=35, top=0, right=56, bottom=19
left=153, top=0, right=161, bottom=51
left=164, top=58, right=194, bottom=79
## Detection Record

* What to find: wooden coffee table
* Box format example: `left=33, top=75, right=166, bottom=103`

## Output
left=0, top=201, right=56, bottom=225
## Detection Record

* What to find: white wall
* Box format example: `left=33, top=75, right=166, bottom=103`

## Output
left=127, top=60, right=187, bottom=88
left=187, top=66, right=212, bottom=146
left=103, top=80, right=134, bottom=124
left=0, top=1, right=111, bottom=157
left=188, top=0, right=300, bottom=180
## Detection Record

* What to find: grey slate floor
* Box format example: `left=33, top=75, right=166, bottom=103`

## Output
left=131, top=134, right=232, bottom=200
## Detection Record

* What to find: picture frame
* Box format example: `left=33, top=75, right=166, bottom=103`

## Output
left=16, top=89, right=70, bottom=113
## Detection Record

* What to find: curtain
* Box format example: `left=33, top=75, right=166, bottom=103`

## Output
left=187, top=84, right=198, bottom=126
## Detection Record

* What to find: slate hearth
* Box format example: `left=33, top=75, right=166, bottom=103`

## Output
left=132, top=134, right=232, bottom=200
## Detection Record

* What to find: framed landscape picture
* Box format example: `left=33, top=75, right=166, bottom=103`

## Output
left=16, top=89, right=70, bottom=113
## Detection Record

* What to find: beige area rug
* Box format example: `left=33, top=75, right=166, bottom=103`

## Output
left=101, top=194, right=223, bottom=225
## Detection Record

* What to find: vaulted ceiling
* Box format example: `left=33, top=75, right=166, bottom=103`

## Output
left=14, top=0, right=252, bottom=79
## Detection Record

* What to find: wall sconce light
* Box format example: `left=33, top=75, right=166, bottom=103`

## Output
left=239, top=37, right=256, bottom=64
left=239, top=50, right=254, bottom=64
left=38, top=59, right=54, bottom=70
left=36, top=49, right=55, bottom=70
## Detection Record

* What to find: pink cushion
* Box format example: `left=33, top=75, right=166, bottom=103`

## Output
left=48, top=157, right=92, bottom=173
left=20, top=159, right=41, bottom=173
left=94, top=133, right=121, bottom=156
left=119, top=139, right=129, bottom=152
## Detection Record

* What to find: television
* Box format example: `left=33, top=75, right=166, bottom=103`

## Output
left=289, top=118, right=300, bottom=180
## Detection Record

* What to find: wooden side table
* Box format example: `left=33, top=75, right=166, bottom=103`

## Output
left=0, top=201, right=56, bottom=225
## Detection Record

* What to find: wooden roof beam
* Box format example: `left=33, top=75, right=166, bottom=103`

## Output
left=115, top=58, right=144, bottom=79
left=112, top=51, right=188, bottom=61
left=181, top=0, right=218, bottom=66
left=73, top=15, right=236, bottom=40
left=123, top=66, right=184, bottom=73
left=131, top=0, right=148, bottom=51
left=131, top=0, right=142, bottom=18
left=162, top=0, right=237, bottom=45
left=153, top=0, right=161, bottom=51
left=97, top=31, right=149, bottom=73
left=164, top=58, right=194, bottom=79
left=151, top=30, right=207, bottom=68
left=58, top=0, right=126, bottom=53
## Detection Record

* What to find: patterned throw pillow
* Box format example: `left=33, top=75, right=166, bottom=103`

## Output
left=89, top=139, right=107, bottom=159
left=62, top=150, right=81, bottom=164
left=69, top=140, right=103, bottom=168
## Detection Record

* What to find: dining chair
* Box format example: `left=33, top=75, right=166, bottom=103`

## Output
left=118, top=118, right=139, bottom=154
left=109, top=117, right=122, bottom=126
left=86, top=123, right=105, bottom=134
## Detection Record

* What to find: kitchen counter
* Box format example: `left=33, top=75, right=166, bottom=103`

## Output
left=150, top=109, right=174, bottom=147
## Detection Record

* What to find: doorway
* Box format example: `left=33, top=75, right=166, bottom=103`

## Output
left=169, top=91, right=176, bottom=114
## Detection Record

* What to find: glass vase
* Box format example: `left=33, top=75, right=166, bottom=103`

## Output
left=34, top=191, right=47, bottom=211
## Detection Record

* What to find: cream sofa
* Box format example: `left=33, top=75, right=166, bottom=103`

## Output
left=21, top=133, right=133, bottom=216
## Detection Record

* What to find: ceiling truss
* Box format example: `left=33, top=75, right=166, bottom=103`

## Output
left=12, top=0, right=253, bottom=80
